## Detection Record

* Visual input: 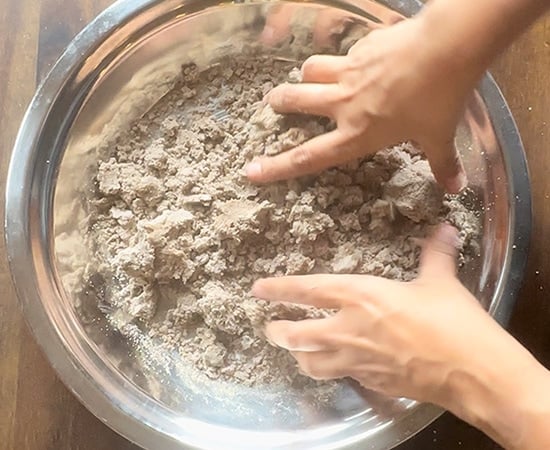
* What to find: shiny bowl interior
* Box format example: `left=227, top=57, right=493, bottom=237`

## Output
left=5, top=0, right=531, bottom=449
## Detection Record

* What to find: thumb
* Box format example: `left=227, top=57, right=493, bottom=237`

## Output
left=418, top=224, right=460, bottom=280
left=422, top=137, right=467, bottom=194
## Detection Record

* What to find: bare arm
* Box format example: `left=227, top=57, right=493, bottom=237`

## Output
left=421, top=0, right=549, bottom=83
left=253, top=225, right=550, bottom=450
left=415, top=4, right=550, bottom=447
left=247, top=0, right=549, bottom=192
left=446, top=347, right=550, bottom=450
left=250, top=2, right=550, bottom=448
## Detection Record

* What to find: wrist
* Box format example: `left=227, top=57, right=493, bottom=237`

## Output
left=408, top=10, right=485, bottom=95
left=442, top=335, right=550, bottom=449
left=416, top=0, right=548, bottom=85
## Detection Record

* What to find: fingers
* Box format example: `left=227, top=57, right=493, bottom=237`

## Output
left=301, top=54, right=348, bottom=83
left=422, top=138, right=467, bottom=194
left=261, top=4, right=297, bottom=46
left=251, top=274, right=364, bottom=309
left=418, top=223, right=460, bottom=280
left=266, top=82, right=341, bottom=116
left=265, top=318, right=338, bottom=351
left=292, top=350, right=349, bottom=380
left=245, top=129, right=353, bottom=183
left=312, top=9, right=351, bottom=48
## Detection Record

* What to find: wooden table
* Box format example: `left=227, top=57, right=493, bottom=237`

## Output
left=0, top=1, right=548, bottom=448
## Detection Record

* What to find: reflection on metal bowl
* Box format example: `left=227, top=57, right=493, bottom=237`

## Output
left=5, top=0, right=531, bottom=449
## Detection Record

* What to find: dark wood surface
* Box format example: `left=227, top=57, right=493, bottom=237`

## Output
left=0, top=1, right=548, bottom=449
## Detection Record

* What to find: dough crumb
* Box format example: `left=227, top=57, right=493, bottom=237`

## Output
left=80, top=54, right=481, bottom=391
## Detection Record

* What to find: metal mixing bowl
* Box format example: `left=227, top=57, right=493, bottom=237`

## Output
left=5, top=0, right=531, bottom=449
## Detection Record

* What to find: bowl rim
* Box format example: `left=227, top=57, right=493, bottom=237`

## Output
left=4, top=0, right=532, bottom=449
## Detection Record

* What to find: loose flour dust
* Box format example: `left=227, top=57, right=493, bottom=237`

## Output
left=85, top=54, right=480, bottom=388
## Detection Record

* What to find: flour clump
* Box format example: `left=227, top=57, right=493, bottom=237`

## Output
left=80, top=54, right=481, bottom=390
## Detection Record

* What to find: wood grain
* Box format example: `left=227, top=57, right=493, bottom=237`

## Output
left=0, top=0, right=548, bottom=448
left=402, top=15, right=550, bottom=450
left=0, top=1, right=39, bottom=449
left=1, top=0, right=135, bottom=449
left=498, top=17, right=550, bottom=364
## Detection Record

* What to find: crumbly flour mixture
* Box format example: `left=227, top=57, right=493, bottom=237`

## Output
left=85, top=54, right=480, bottom=388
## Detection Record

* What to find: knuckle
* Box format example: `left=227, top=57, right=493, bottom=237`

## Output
left=339, top=117, right=368, bottom=140
left=344, top=52, right=362, bottom=71
left=284, top=328, right=303, bottom=350
left=335, top=83, right=355, bottom=103
left=290, top=146, right=314, bottom=170
left=297, top=354, right=326, bottom=380
left=275, top=85, right=298, bottom=107
left=346, top=36, right=373, bottom=62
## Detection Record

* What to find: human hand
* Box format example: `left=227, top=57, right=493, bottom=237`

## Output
left=248, top=17, right=473, bottom=193
left=252, top=225, right=550, bottom=449
left=252, top=224, right=490, bottom=403
left=260, top=2, right=403, bottom=48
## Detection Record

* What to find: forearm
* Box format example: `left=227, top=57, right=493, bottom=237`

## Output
left=442, top=332, right=550, bottom=449
left=418, top=0, right=549, bottom=84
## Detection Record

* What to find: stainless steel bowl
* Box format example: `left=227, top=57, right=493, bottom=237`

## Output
left=5, top=0, right=531, bottom=449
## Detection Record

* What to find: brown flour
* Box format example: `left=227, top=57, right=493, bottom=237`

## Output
left=84, top=54, right=481, bottom=389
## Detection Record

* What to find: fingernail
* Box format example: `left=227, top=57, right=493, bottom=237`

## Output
left=250, top=279, right=266, bottom=298
left=447, top=171, right=468, bottom=193
left=245, top=161, right=263, bottom=179
left=266, top=85, right=287, bottom=108
left=265, top=91, right=278, bottom=107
